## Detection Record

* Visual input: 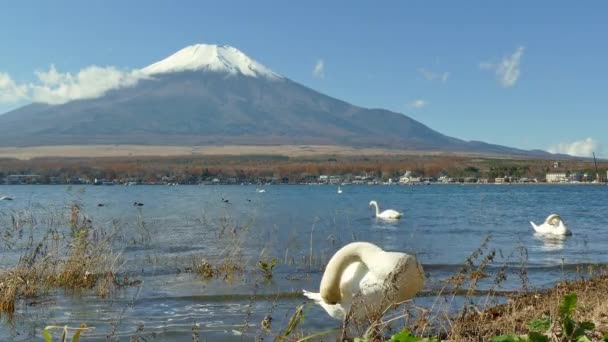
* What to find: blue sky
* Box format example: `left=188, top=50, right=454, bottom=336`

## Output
left=1, top=1, right=606, bottom=156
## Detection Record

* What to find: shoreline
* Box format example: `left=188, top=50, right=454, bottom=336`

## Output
left=445, top=274, right=608, bottom=341
left=2, top=182, right=607, bottom=186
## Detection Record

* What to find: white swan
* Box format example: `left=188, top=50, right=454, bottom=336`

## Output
left=337, top=186, right=343, bottom=194
left=530, top=214, right=571, bottom=236
left=369, top=200, right=402, bottom=219
left=303, top=242, right=424, bottom=326
left=0, top=196, right=13, bottom=201
left=256, top=188, right=266, bottom=193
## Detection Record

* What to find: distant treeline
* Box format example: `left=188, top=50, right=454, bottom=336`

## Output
left=0, top=154, right=606, bottom=184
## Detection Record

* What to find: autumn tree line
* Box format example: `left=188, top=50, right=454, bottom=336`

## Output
left=0, top=154, right=606, bottom=184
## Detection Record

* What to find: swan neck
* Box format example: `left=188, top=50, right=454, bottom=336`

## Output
left=319, top=242, right=383, bottom=304
left=372, top=202, right=380, bottom=216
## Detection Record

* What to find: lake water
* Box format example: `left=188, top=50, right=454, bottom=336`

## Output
left=0, top=184, right=607, bottom=341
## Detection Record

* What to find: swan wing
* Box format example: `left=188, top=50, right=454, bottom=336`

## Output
left=350, top=255, right=423, bottom=321
left=379, top=209, right=402, bottom=219
left=532, top=221, right=570, bottom=236
left=556, top=221, right=571, bottom=236
left=534, top=222, right=553, bottom=234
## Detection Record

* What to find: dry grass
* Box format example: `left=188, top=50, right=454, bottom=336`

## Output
left=0, top=261, right=45, bottom=313
left=187, top=213, right=252, bottom=282
left=0, top=144, right=388, bottom=160
left=447, top=275, right=608, bottom=341
left=0, top=144, right=500, bottom=160
left=0, top=204, right=128, bottom=315
left=192, top=257, right=244, bottom=281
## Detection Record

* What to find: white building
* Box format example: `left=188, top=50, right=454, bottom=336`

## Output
left=399, top=171, right=420, bottom=184
left=546, top=172, right=567, bottom=183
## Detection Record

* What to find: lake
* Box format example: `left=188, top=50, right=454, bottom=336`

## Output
left=0, top=184, right=606, bottom=341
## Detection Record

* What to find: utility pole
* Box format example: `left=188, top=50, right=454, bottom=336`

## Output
left=593, top=152, right=599, bottom=183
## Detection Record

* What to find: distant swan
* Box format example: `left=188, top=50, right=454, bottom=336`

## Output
left=530, top=214, right=571, bottom=236
left=256, top=188, right=266, bottom=193
left=337, top=186, right=343, bottom=194
left=369, top=200, right=402, bottom=219
left=303, top=242, right=424, bottom=328
left=0, top=196, right=13, bottom=201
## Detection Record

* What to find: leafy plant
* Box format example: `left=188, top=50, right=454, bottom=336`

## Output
left=528, top=318, right=550, bottom=333
left=387, top=329, right=439, bottom=342
left=491, top=292, right=596, bottom=342
left=42, top=323, right=92, bottom=342
left=490, top=335, right=525, bottom=342
left=353, top=329, right=438, bottom=342
left=490, top=332, right=548, bottom=342
left=558, top=293, right=595, bottom=341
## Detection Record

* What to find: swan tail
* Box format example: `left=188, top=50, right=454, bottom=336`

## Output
left=302, top=290, right=322, bottom=301
left=303, top=290, right=346, bottom=320
left=530, top=221, right=539, bottom=232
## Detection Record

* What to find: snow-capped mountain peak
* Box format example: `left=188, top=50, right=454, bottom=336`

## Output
left=141, top=44, right=281, bottom=79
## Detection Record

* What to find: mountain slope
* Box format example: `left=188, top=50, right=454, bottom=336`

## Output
left=0, top=44, right=550, bottom=156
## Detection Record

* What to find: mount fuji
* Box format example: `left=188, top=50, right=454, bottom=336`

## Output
left=0, top=44, right=550, bottom=156
left=141, top=44, right=281, bottom=79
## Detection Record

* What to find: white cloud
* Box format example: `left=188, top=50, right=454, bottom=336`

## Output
left=29, top=65, right=148, bottom=105
left=0, top=65, right=148, bottom=105
left=417, top=68, right=449, bottom=83
left=480, top=46, right=524, bottom=88
left=409, top=99, right=429, bottom=109
left=548, top=138, right=602, bottom=157
left=0, top=72, right=28, bottom=103
left=313, top=59, right=325, bottom=79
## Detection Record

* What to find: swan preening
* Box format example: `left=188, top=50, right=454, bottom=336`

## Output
left=530, top=214, right=571, bottom=236
left=369, top=200, right=402, bottom=219
left=303, top=242, right=424, bottom=325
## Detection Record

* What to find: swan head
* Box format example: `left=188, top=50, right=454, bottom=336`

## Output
left=368, top=200, right=377, bottom=208
left=321, top=284, right=342, bottom=305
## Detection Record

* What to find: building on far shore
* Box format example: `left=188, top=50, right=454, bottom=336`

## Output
left=399, top=171, right=421, bottom=184
left=546, top=172, right=567, bottom=183
left=5, top=174, right=41, bottom=184
left=568, top=172, right=582, bottom=182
